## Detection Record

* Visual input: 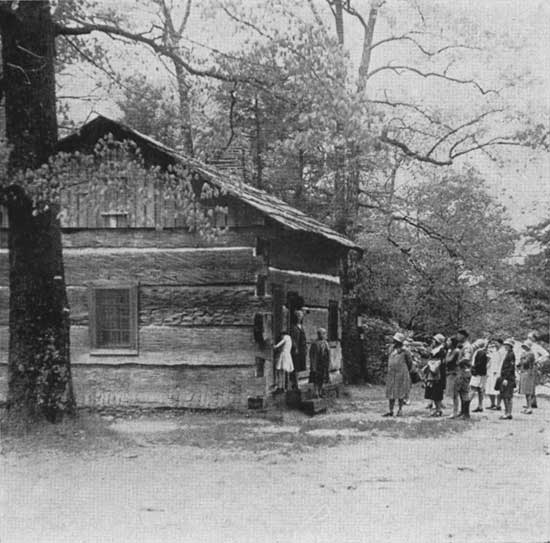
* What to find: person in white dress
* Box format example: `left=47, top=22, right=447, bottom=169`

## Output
left=274, top=331, right=294, bottom=390
left=486, top=338, right=505, bottom=410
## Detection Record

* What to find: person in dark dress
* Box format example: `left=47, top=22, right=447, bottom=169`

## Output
left=499, top=338, right=517, bottom=420
left=470, top=339, right=488, bottom=412
left=445, top=337, right=461, bottom=418
left=290, top=310, right=307, bottom=389
left=309, top=328, right=331, bottom=397
left=423, top=333, right=447, bottom=417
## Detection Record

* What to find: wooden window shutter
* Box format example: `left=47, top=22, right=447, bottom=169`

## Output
left=88, top=286, right=98, bottom=350
left=129, top=284, right=138, bottom=351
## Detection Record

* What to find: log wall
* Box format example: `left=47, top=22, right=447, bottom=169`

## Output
left=0, top=202, right=347, bottom=408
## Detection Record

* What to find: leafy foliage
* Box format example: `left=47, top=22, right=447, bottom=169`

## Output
left=5, top=135, right=224, bottom=238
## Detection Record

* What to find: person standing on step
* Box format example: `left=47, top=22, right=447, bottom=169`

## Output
left=445, top=336, right=461, bottom=418
left=383, top=332, right=412, bottom=417
left=274, top=330, right=294, bottom=390
left=290, top=310, right=307, bottom=390
left=498, top=338, right=517, bottom=420
left=309, top=328, right=331, bottom=398
left=470, top=339, right=488, bottom=413
left=518, top=343, right=536, bottom=415
left=486, top=338, right=505, bottom=410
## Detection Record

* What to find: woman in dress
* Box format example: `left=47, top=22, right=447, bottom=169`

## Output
left=274, top=330, right=293, bottom=390
left=445, top=336, right=461, bottom=418
left=309, top=328, right=331, bottom=398
left=498, top=338, right=516, bottom=420
left=383, top=332, right=413, bottom=417
left=423, top=333, right=447, bottom=417
left=486, top=338, right=505, bottom=410
left=518, top=343, right=536, bottom=415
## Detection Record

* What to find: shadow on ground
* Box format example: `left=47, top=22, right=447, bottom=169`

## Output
left=1, top=385, right=475, bottom=456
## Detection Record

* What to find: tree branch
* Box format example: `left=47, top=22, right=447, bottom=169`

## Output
left=55, top=21, right=237, bottom=83
left=367, top=64, right=497, bottom=95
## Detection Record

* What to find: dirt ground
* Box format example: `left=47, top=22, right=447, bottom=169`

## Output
left=1, top=385, right=549, bottom=543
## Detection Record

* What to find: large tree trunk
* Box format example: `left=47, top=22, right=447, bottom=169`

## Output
left=1, top=1, right=74, bottom=422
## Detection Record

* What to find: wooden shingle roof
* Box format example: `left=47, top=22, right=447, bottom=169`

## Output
left=57, top=115, right=360, bottom=251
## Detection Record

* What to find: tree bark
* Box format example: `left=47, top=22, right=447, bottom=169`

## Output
left=1, top=1, right=74, bottom=422
left=174, top=63, right=194, bottom=157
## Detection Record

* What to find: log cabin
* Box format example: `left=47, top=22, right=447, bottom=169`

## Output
left=0, top=115, right=359, bottom=409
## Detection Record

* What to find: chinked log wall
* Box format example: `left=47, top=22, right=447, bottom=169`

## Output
left=0, top=230, right=272, bottom=408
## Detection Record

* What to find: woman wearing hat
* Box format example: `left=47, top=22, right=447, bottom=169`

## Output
left=498, top=339, right=517, bottom=420
left=423, top=333, right=447, bottom=416
left=518, top=343, right=536, bottom=415
left=309, top=327, right=331, bottom=398
left=383, top=332, right=413, bottom=417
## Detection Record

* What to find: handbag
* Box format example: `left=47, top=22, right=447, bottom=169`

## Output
left=494, top=376, right=503, bottom=391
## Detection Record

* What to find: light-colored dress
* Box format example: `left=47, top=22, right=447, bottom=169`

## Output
left=518, top=351, right=536, bottom=395
left=275, top=334, right=294, bottom=373
left=385, top=347, right=412, bottom=400
left=486, top=347, right=504, bottom=395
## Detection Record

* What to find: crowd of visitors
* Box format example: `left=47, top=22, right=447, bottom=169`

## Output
left=384, top=329, right=549, bottom=420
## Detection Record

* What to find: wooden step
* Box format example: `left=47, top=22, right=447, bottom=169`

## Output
left=300, top=398, right=327, bottom=416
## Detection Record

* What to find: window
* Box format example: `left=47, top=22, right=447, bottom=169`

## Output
left=101, top=211, right=129, bottom=228
left=89, top=285, right=138, bottom=353
left=328, top=300, right=339, bottom=342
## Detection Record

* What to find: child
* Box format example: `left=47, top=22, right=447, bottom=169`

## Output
left=274, top=330, right=293, bottom=390
left=454, top=359, right=472, bottom=419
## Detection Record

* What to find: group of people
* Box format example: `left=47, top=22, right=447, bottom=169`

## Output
left=385, top=329, right=548, bottom=420
left=274, top=310, right=331, bottom=398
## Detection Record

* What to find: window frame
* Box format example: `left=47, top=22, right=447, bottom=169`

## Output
left=88, top=282, right=139, bottom=356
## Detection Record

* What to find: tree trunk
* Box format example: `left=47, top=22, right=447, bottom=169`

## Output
left=356, top=4, right=381, bottom=95
left=253, top=96, right=263, bottom=189
left=1, top=1, right=75, bottom=422
left=174, top=63, right=194, bottom=157
left=333, top=0, right=345, bottom=45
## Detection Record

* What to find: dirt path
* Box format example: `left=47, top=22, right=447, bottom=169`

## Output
left=1, top=386, right=549, bottom=543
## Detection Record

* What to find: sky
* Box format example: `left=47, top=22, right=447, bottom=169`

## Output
left=59, top=0, right=550, bottom=235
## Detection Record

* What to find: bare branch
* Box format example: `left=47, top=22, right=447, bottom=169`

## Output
left=367, top=64, right=497, bottom=95
left=370, top=34, right=480, bottom=57
left=380, top=130, right=453, bottom=165
left=55, top=21, right=237, bottom=83
left=425, top=108, right=503, bottom=158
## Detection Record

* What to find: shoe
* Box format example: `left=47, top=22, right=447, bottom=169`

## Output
left=395, top=409, right=403, bottom=417
left=448, top=414, right=460, bottom=419
left=382, top=412, right=393, bottom=417
left=522, top=409, right=533, bottom=415
left=499, top=415, right=513, bottom=420
left=472, top=407, right=483, bottom=413
left=430, top=410, right=442, bottom=417
left=495, top=406, right=502, bottom=411
left=487, top=406, right=496, bottom=410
